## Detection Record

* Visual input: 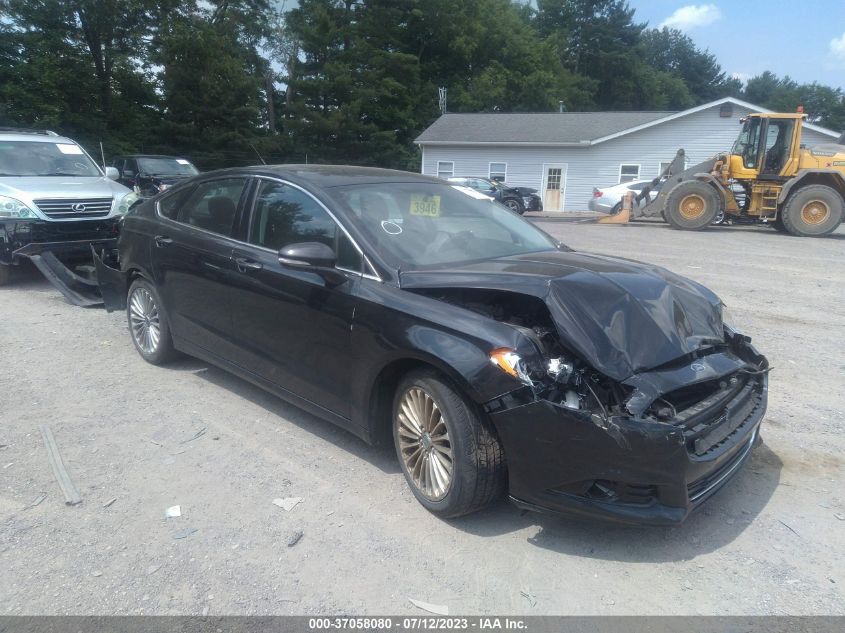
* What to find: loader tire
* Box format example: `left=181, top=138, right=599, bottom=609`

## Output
left=781, top=185, right=843, bottom=237
left=664, top=181, right=719, bottom=230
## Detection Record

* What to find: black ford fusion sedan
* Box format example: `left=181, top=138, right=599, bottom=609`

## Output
left=95, top=165, right=769, bottom=524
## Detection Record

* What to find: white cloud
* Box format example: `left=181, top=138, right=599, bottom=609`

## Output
left=659, top=4, right=722, bottom=31
left=830, top=31, right=845, bottom=65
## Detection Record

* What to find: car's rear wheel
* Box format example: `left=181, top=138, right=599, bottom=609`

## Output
left=127, top=278, right=176, bottom=365
left=392, top=369, right=506, bottom=518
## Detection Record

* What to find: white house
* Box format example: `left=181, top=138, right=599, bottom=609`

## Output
left=415, top=97, right=841, bottom=212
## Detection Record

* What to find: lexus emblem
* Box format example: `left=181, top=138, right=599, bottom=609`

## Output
left=71, top=203, right=87, bottom=212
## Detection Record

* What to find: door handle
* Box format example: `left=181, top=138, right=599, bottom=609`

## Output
left=154, top=235, right=173, bottom=247
left=235, top=257, right=263, bottom=272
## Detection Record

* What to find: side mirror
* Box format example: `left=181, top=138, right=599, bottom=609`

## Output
left=105, top=166, right=120, bottom=180
left=279, top=242, right=348, bottom=285
left=279, top=241, right=337, bottom=269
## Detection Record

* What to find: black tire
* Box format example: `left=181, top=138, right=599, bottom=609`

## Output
left=780, top=185, right=844, bottom=237
left=0, top=264, right=11, bottom=287
left=503, top=198, right=524, bottom=215
left=392, top=369, right=506, bottom=518
left=609, top=202, right=622, bottom=216
left=664, top=181, right=719, bottom=230
left=126, top=278, right=176, bottom=365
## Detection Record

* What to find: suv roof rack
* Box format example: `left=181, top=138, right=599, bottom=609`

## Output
left=0, top=127, right=60, bottom=137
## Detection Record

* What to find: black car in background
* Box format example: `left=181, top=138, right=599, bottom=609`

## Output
left=95, top=165, right=768, bottom=524
left=112, top=154, right=199, bottom=198
left=447, top=176, right=528, bottom=214
left=510, top=186, right=543, bottom=212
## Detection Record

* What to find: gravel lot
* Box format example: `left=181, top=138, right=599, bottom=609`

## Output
left=1, top=219, right=844, bottom=616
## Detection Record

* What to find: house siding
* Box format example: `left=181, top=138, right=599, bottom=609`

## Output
left=420, top=103, right=837, bottom=211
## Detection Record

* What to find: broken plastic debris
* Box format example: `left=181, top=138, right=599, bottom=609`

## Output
left=91, top=571, right=103, bottom=577
left=23, top=493, right=48, bottom=510
left=408, top=598, right=448, bottom=615
left=520, top=590, right=537, bottom=607
left=165, top=505, right=182, bottom=518
left=172, top=527, right=198, bottom=540
left=272, top=497, right=303, bottom=511
left=181, top=427, right=207, bottom=444
left=103, top=498, right=117, bottom=508
left=287, top=531, right=304, bottom=547
left=835, top=513, right=845, bottom=521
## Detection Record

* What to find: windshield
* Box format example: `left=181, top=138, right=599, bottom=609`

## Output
left=732, top=118, right=763, bottom=169
left=0, top=140, right=102, bottom=177
left=332, top=182, right=559, bottom=269
left=138, top=157, right=198, bottom=176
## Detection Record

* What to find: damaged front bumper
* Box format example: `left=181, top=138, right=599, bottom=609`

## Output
left=486, top=343, right=768, bottom=526
left=1, top=218, right=119, bottom=265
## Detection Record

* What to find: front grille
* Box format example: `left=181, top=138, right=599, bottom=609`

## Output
left=33, top=197, right=113, bottom=219
left=670, top=374, right=765, bottom=457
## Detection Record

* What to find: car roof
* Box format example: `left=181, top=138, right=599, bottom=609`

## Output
left=196, top=164, right=446, bottom=189
left=0, top=131, right=78, bottom=144
left=117, top=154, right=192, bottom=160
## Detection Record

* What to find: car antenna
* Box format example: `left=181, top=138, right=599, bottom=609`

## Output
left=99, top=141, right=107, bottom=171
left=249, top=142, right=267, bottom=165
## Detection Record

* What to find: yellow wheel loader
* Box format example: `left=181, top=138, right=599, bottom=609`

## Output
left=606, top=113, right=845, bottom=237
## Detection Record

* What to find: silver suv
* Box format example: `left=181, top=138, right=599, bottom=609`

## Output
left=0, top=128, right=137, bottom=287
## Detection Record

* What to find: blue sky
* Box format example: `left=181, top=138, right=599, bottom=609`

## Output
left=629, top=1, right=845, bottom=89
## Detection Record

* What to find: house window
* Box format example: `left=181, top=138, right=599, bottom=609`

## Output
left=618, top=164, right=640, bottom=183
left=437, top=161, right=454, bottom=179
left=489, top=162, right=507, bottom=182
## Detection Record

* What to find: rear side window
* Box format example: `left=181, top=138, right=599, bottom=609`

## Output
left=175, top=178, right=247, bottom=236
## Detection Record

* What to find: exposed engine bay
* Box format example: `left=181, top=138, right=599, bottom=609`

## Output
left=411, top=287, right=769, bottom=430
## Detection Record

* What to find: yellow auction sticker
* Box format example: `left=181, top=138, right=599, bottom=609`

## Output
left=409, top=194, right=441, bottom=217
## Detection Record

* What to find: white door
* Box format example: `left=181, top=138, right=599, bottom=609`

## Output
left=541, top=164, right=567, bottom=212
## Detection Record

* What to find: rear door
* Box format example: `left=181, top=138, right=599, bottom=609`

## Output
left=150, top=177, right=250, bottom=356
left=226, top=177, right=363, bottom=418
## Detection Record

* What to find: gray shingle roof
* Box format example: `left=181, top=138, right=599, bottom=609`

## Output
left=415, top=111, right=675, bottom=145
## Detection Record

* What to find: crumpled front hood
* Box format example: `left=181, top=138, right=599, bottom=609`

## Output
left=400, top=249, right=725, bottom=381
left=0, top=176, right=131, bottom=202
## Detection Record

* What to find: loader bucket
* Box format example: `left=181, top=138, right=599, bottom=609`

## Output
left=597, top=192, right=633, bottom=224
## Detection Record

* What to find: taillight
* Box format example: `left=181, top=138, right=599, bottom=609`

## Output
left=593, top=189, right=602, bottom=198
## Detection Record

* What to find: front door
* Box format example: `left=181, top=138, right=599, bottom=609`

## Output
left=542, top=164, right=567, bottom=212
left=227, top=178, right=362, bottom=419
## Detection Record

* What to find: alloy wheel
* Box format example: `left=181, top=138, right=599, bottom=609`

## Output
left=396, top=387, right=453, bottom=501
left=129, top=287, right=161, bottom=355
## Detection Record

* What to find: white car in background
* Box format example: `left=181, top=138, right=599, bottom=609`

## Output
left=588, top=179, right=657, bottom=214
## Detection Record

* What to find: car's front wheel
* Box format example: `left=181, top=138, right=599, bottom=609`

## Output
left=127, top=278, right=176, bottom=365
left=392, top=369, right=506, bottom=518
left=503, top=198, right=524, bottom=215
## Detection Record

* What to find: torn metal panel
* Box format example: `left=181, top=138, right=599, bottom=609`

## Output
left=400, top=248, right=724, bottom=382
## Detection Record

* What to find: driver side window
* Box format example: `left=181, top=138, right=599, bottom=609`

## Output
left=249, top=180, right=362, bottom=271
